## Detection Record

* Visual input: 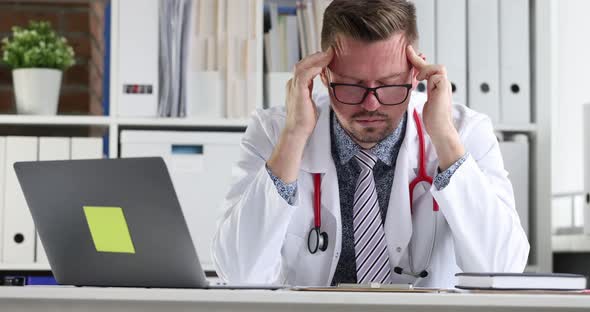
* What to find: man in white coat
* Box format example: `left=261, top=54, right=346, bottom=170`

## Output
left=212, top=0, right=529, bottom=288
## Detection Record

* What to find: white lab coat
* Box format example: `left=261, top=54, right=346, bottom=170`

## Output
left=212, top=91, right=529, bottom=288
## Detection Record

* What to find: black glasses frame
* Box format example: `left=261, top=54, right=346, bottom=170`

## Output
left=328, top=82, right=413, bottom=106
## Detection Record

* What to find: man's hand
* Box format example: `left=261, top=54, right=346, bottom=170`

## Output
left=267, top=48, right=334, bottom=184
left=406, top=45, right=465, bottom=171
left=284, top=48, right=334, bottom=139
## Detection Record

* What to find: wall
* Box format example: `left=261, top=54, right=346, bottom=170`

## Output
left=0, top=0, right=105, bottom=115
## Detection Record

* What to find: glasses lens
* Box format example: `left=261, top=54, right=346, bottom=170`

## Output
left=333, top=85, right=367, bottom=104
left=376, top=86, right=409, bottom=105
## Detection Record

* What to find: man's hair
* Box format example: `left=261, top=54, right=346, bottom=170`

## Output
left=320, top=0, right=418, bottom=51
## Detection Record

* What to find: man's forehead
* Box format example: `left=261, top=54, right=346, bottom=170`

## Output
left=330, top=34, right=412, bottom=80
left=330, top=69, right=409, bottom=81
left=333, top=33, right=409, bottom=56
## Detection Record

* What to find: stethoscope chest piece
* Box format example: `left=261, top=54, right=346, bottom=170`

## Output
left=308, top=227, right=328, bottom=254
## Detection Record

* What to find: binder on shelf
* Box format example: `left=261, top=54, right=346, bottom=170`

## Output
left=3, top=136, right=38, bottom=264
left=311, top=0, right=330, bottom=51
left=265, top=7, right=299, bottom=72
left=185, top=0, right=225, bottom=119
left=410, top=0, right=436, bottom=93
left=70, top=138, right=103, bottom=160
left=120, top=130, right=243, bottom=271
left=225, top=0, right=263, bottom=119
left=265, top=72, right=292, bottom=108
left=158, top=0, right=192, bottom=118
left=36, top=137, right=71, bottom=264
left=186, top=71, right=225, bottom=118
left=249, top=0, right=264, bottom=117
left=302, top=0, right=318, bottom=54
left=117, top=0, right=159, bottom=117
left=436, top=0, right=467, bottom=105
left=584, top=104, right=590, bottom=235
left=0, top=138, right=6, bottom=262
left=499, top=134, right=529, bottom=236
left=268, top=2, right=282, bottom=72
left=284, top=14, right=300, bottom=71
left=467, top=0, right=500, bottom=123
left=265, top=74, right=325, bottom=108
left=499, top=0, right=531, bottom=124
left=296, top=1, right=308, bottom=58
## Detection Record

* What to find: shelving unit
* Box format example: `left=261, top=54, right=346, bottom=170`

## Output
left=0, top=115, right=248, bottom=129
left=0, top=263, right=50, bottom=272
left=553, top=234, right=590, bottom=253
left=0, top=0, right=554, bottom=275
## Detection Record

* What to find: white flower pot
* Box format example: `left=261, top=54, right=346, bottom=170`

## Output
left=12, top=68, right=62, bottom=115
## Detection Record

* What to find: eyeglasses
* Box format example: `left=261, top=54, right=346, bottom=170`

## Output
left=328, top=82, right=412, bottom=106
left=326, top=69, right=413, bottom=106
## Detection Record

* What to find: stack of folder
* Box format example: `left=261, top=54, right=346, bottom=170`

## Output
left=0, top=137, right=103, bottom=266
left=263, top=0, right=331, bottom=108
left=116, top=0, right=264, bottom=119
left=411, top=0, right=531, bottom=125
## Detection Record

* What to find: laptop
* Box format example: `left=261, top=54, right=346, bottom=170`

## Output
left=14, top=157, right=281, bottom=289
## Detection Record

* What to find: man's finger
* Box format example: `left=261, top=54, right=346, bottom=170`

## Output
left=294, top=65, right=324, bottom=91
left=293, top=47, right=333, bottom=75
left=406, top=45, right=428, bottom=71
left=428, top=74, right=450, bottom=94
left=416, top=64, right=447, bottom=82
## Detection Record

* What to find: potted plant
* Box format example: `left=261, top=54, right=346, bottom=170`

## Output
left=1, top=21, right=75, bottom=115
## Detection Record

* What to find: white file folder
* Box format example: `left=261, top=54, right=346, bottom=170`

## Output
left=499, top=135, right=529, bottom=236
left=265, top=72, right=292, bottom=108
left=410, top=0, right=435, bottom=93
left=584, top=104, right=590, bottom=235
left=499, top=0, right=531, bottom=124
left=436, top=0, right=467, bottom=105
left=36, top=137, right=71, bottom=264
left=411, top=0, right=436, bottom=64
left=467, top=0, right=500, bottom=123
left=71, top=138, right=103, bottom=160
left=120, top=130, right=243, bottom=272
left=0, top=138, right=6, bottom=262
left=3, top=136, right=38, bottom=264
left=117, top=0, right=159, bottom=117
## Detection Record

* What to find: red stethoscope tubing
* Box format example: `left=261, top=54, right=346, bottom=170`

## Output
left=313, top=173, right=322, bottom=229
left=409, top=109, right=439, bottom=212
left=310, top=109, right=439, bottom=253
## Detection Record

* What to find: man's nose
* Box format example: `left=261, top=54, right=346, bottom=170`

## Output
left=360, top=90, right=381, bottom=112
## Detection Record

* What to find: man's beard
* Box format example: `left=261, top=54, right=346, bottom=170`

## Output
left=346, top=111, right=395, bottom=145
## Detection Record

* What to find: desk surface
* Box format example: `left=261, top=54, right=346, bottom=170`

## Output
left=0, top=286, right=589, bottom=312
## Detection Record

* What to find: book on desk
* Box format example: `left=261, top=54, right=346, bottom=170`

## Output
left=455, top=272, right=587, bottom=291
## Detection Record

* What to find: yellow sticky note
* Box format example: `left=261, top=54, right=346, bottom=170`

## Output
left=83, top=206, right=136, bottom=254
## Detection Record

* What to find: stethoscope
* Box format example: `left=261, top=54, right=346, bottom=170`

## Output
left=307, top=109, right=439, bottom=280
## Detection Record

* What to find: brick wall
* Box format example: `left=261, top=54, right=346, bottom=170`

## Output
left=0, top=0, right=106, bottom=115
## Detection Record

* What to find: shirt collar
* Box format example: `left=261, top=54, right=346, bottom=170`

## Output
left=332, top=111, right=407, bottom=166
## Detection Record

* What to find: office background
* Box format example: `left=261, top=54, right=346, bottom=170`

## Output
left=0, top=0, right=586, bottom=282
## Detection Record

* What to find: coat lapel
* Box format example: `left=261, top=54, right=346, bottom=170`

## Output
left=384, top=92, right=427, bottom=266
left=298, top=96, right=342, bottom=284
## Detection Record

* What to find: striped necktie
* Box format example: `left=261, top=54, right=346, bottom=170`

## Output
left=353, top=150, right=391, bottom=284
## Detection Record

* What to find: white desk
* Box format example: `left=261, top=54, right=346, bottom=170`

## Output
left=0, top=286, right=589, bottom=312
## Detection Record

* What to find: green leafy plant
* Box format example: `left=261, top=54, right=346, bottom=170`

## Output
left=1, top=20, right=75, bottom=70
